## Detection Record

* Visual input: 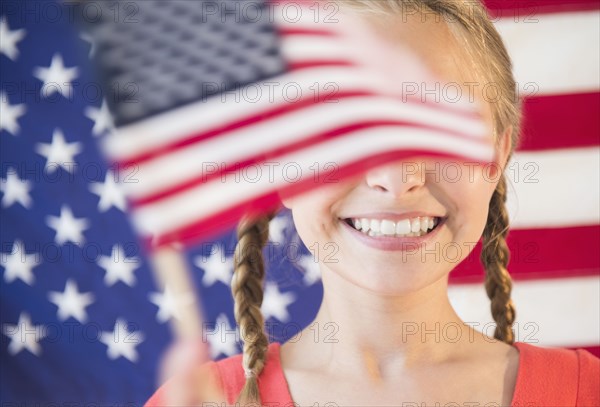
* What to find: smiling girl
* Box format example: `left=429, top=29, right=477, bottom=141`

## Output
left=146, top=0, right=599, bottom=406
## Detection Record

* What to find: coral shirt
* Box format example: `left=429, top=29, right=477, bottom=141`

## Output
left=145, top=341, right=600, bottom=406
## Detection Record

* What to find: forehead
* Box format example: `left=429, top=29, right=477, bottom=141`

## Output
left=367, top=11, right=476, bottom=86
left=361, top=11, right=495, bottom=130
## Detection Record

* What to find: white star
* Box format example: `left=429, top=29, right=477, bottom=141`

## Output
left=193, top=245, right=233, bottom=287
left=84, top=100, right=114, bottom=137
left=79, top=31, right=96, bottom=58
left=100, top=318, right=145, bottom=363
left=0, top=92, right=26, bottom=136
left=46, top=205, right=89, bottom=246
left=205, top=313, right=240, bottom=358
left=1, top=168, right=32, bottom=209
left=35, top=128, right=82, bottom=174
left=97, top=244, right=140, bottom=287
left=89, top=170, right=126, bottom=212
left=262, top=282, right=296, bottom=322
left=1, top=240, right=40, bottom=285
left=2, top=312, right=46, bottom=356
left=148, top=286, right=195, bottom=324
left=0, top=17, right=25, bottom=61
left=269, top=215, right=289, bottom=245
left=33, top=53, right=79, bottom=98
left=48, top=279, right=95, bottom=323
left=297, top=254, right=322, bottom=286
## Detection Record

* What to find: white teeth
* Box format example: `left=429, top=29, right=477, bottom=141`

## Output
left=411, top=218, right=421, bottom=233
left=420, top=219, right=429, bottom=232
left=348, top=216, right=441, bottom=238
left=395, top=219, right=411, bottom=235
left=370, top=219, right=380, bottom=233
left=360, top=218, right=370, bottom=232
left=380, top=219, right=396, bottom=235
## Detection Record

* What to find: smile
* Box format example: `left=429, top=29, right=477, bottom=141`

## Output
left=339, top=215, right=446, bottom=251
left=344, top=216, right=441, bottom=237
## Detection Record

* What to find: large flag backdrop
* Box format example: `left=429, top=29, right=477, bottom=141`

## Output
left=1, top=0, right=598, bottom=405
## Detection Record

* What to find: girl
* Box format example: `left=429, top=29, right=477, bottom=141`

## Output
left=147, top=0, right=599, bottom=405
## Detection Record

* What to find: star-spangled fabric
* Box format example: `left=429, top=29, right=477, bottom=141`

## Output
left=0, top=4, right=170, bottom=403
left=1, top=0, right=599, bottom=405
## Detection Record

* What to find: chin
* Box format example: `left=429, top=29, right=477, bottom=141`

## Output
left=343, top=262, right=446, bottom=296
left=360, top=280, right=431, bottom=296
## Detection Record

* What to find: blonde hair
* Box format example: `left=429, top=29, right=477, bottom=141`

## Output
left=231, top=1, right=521, bottom=404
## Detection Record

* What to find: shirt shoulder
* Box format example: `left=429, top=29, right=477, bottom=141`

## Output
left=144, top=342, right=293, bottom=406
left=144, top=359, right=225, bottom=406
left=211, top=341, right=294, bottom=404
left=574, top=347, right=600, bottom=406
left=512, top=342, right=600, bottom=407
left=211, top=348, right=245, bottom=404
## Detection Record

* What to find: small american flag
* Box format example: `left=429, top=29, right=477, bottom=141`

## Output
left=84, top=0, right=494, bottom=250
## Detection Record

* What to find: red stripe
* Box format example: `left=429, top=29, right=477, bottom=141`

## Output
left=518, top=92, right=600, bottom=151
left=483, top=0, right=599, bottom=16
left=116, top=91, right=369, bottom=168
left=287, top=60, right=356, bottom=70
left=277, top=28, right=337, bottom=37
left=140, top=149, right=492, bottom=250
left=449, top=225, right=600, bottom=284
left=130, top=120, right=490, bottom=206
left=115, top=91, right=482, bottom=169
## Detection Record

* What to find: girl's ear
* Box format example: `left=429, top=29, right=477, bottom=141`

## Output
left=496, top=125, right=513, bottom=170
left=489, top=125, right=513, bottom=180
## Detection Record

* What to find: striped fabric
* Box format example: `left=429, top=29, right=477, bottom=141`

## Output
left=1, top=1, right=597, bottom=404
left=449, top=1, right=600, bottom=356
left=90, top=0, right=495, bottom=249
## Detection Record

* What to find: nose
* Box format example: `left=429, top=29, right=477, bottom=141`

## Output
left=364, top=160, right=425, bottom=196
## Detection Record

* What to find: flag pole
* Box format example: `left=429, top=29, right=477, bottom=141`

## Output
left=148, top=245, right=217, bottom=403
left=148, top=244, right=205, bottom=340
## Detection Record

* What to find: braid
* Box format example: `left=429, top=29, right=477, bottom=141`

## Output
left=231, top=211, right=277, bottom=405
left=480, top=174, right=516, bottom=344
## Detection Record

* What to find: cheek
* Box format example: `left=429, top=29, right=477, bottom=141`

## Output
left=445, top=165, right=498, bottom=243
left=291, top=207, right=324, bottom=254
left=288, top=185, right=349, bottom=259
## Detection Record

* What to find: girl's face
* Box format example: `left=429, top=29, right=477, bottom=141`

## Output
left=282, top=156, right=506, bottom=295
left=281, top=12, right=512, bottom=295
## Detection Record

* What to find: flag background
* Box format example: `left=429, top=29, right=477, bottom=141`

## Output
left=1, top=0, right=598, bottom=405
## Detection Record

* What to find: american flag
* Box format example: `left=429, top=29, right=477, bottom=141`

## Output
left=83, top=0, right=494, bottom=250
left=0, top=0, right=598, bottom=405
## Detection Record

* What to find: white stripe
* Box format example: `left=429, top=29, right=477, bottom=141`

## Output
left=494, top=11, right=600, bottom=95
left=273, top=3, right=343, bottom=30
left=507, top=147, right=600, bottom=229
left=281, top=35, right=361, bottom=64
left=124, top=97, right=488, bottom=199
left=449, top=275, right=600, bottom=348
left=131, top=127, right=493, bottom=237
left=104, top=68, right=374, bottom=161
left=104, top=66, right=479, bottom=162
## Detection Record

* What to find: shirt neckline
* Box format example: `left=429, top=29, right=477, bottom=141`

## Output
left=272, top=340, right=526, bottom=406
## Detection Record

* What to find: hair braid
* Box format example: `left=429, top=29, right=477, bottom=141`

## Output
left=231, top=211, right=277, bottom=405
left=480, top=174, right=516, bottom=344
